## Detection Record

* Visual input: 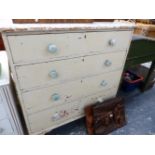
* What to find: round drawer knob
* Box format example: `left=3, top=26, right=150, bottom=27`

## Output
left=104, top=60, right=112, bottom=67
left=52, top=112, right=60, bottom=121
left=48, top=44, right=58, bottom=53
left=0, top=128, right=4, bottom=134
left=51, top=93, right=60, bottom=101
left=49, top=70, right=58, bottom=79
left=109, top=39, right=116, bottom=46
left=100, top=80, right=108, bottom=87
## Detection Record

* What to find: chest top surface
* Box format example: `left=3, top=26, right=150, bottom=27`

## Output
left=0, top=21, right=135, bottom=34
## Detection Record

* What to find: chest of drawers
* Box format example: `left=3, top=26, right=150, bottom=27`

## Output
left=2, top=22, right=134, bottom=134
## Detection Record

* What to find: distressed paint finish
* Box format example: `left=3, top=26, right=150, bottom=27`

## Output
left=2, top=23, right=133, bottom=134
left=16, top=51, right=126, bottom=91
left=28, top=87, right=118, bottom=134
left=23, top=70, right=121, bottom=115
left=0, top=21, right=135, bottom=33
left=8, top=31, right=132, bottom=64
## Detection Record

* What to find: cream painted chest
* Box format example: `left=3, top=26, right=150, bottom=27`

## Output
left=2, top=22, right=134, bottom=134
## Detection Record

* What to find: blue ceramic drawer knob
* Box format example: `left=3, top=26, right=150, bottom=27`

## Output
left=51, top=93, right=60, bottom=101
left=48, top=44, right=58, bottom=53
left=49, top=70, right=58, bottom=79
left=104, top=60, right=112, bottom=67
left=100, top=80, right=108, bottom=87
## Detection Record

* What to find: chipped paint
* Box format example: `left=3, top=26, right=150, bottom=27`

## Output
left=0, top=21, right=135, bottom=33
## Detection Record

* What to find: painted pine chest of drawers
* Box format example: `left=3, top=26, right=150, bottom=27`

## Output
left=1, top=22, right=134, bottom=134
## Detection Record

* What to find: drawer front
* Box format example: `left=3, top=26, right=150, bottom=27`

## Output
left=23, top=70, right=122, bottom=114
left=0, top=119, right=14, bottom=135
left=0, top=104, right=7, bottom=120
left=8, top=31, right=131, bottom=64
left=28, top=87, right=118, bottom=134
left=16, top=51, right=126, bottom=90
left=86, top=31, right=131, bottom=52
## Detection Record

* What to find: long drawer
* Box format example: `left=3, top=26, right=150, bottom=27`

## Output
left=28, top=87, right=118, bottom=134
left=23, top=70, right=122, bottom=114
left=8, top=31, right=131, bottom=64
left=16, top=51, right=126, bottom=90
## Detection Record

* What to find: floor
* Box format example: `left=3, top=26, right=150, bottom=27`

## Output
left=47, top=86, right=155, bottom=135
